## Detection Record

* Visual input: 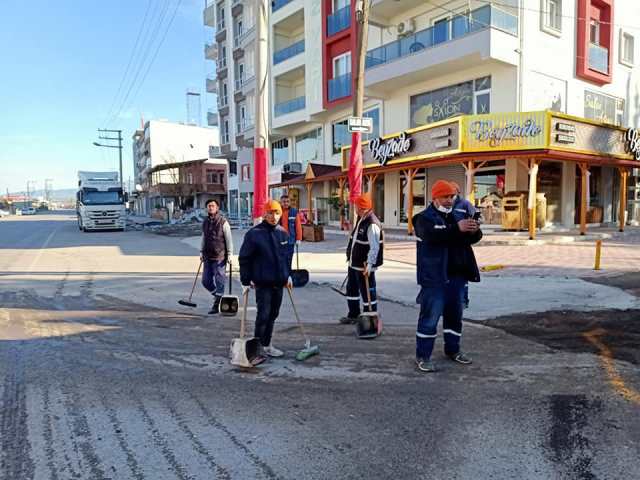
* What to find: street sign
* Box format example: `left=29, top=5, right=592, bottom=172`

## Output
left=348, top=116, right=373, bottom=134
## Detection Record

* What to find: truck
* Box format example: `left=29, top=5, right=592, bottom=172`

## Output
left=76, top=171, right=127, bottom=232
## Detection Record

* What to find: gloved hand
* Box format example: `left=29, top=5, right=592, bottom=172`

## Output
left=296, top=240, right=301, bottom=246
left=242, top=284, right=251, bottom=295
left=200, top=252, right=205, bottom=262
left=286, top=276, right=293, bottom=289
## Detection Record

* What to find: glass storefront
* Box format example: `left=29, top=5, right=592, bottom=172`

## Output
left=399, top=169, right=427, bottom=223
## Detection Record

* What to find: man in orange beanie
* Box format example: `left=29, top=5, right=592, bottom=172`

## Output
left=239, top=199, right=292, bottom=361
left=411, top=180, right=482, bottom=373
left=450, top=181, right=477, bottom=309
left=278, top=194, right=303, bottom=269
left=339, top=192, right=384, bottom=326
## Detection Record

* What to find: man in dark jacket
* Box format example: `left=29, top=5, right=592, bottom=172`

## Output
left=279, top=194, right=303, bottom=269
left=339, top=193, right=384, bottom=324
left=201, top=199, right=234, bottom=314
left=239, top=200, right=292, bottom=358
left=412, top=180, right=482, bottom=373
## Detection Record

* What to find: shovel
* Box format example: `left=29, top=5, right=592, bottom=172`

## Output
left=290, top=243, right=309, bottom=288
left=356, top=266, right=382, bottom=340
left=230, top=290, right=264, bottom=368
left=219, top=260, right=239, bottom=316
left=178, top=260, right=202, bottom=308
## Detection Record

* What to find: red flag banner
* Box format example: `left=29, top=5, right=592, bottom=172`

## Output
left=348, top=131, right=363, bottom=204
left=253, top=147, right=268, bottom=219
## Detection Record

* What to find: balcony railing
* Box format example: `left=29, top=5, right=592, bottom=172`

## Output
left=327, top=4, right=351, bottom=37
left=589, top=43, right=609, bottom=74
left=272, top=0, right=293, bottom=12
left=273, top=39, right=305, bottom=64
left=365, top=5, right=517, bottom=69
left=328, top=73, right=351, bottom=101
left=274, top=96, right=306, bottom=116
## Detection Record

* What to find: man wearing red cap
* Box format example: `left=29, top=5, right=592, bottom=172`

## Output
left=239, top=199, right=292, bottom=359
left=339, top=193, right=384, bottom=325
left=278, top=194, right=303, bottom=269
left=412, top=180, right=482, bottom=373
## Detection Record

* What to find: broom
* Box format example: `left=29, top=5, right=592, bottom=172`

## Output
left=286, top=285, right=319, bottom=361
left=178, top=260, right=203, bottom=308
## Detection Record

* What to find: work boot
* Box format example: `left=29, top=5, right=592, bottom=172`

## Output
left=263, top=345, right=284, bottom=357
left=447, top=352, right=473, bottom=365
left=208, top=295, right=221, bottom=315
left=339, top=316, right=358, bottom=324
left=416, top=358, right=436, bottom=373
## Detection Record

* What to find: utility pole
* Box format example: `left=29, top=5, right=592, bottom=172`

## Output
left=348, top=0, right=370, bottom=225
left=94, top=129, right=124, bottom=191
left=252, top=0, right=270, bottom=222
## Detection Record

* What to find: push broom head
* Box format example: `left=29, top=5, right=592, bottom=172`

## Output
left=178, top=299, right=197, bottom=308
left=295, top=344, right=319, bottom=361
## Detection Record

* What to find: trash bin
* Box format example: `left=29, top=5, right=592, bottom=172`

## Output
left=501, top=191, right=527, bottom=230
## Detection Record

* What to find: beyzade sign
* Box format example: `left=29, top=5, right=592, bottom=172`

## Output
left=369, top=132, right=413, bottom=165
left=469, top=118, right=543, bottom=148
left=625, top=127, right=640, bottom=161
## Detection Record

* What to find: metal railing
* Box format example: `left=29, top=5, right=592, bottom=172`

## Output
left=365, top=5, right=517, bottom=69
left=589, top=43, right=609, bottom=74
left=273, top=39, right=305, bottom=64
left=328, top=73, right=351, bottom=101
left=272, top=0, right=293, bottom=12
left=274, top=96, right=306, bottom=116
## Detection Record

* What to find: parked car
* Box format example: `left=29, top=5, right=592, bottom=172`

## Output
left=0, top=209, right=9, bottom=218
left=23, top=207, right=37, bottom=215
left=15, top=208, right=22, bottom=215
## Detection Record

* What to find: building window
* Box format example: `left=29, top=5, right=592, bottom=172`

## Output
left=187, top=173, right=194, bottom=184
left=410, top=76, right=491, bottom=127
left=333, top=52, right=351, bottom=78
left=589, top=19, right=600, bottom=44
left=333, top=0, right=349, bottom=13
left=584, top=90, right=624, bottom=126
left=216, top=2, right=225, bottom=30
left=294, top=128, right=322, bottom=167
left=241, top=164, right=251, bottom=182
left=620, top=31, right=635, bottom=66
left=541, top=0, right=562, bottom=34
left=271, top=139, right=289, bottom=166
left=332, top=107, right=380, bottom=154
left=206, top=171, right=218, bottom=184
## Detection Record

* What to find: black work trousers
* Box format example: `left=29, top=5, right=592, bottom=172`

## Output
left=254, top=286, right=284, bottom=347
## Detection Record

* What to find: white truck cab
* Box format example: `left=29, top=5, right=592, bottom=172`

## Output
left=76, top=171, right=126, bottom=232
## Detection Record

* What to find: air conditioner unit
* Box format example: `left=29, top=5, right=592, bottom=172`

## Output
left=283, top=162, right=303, bottom=174
left=396, top=19, right=416, bottom=37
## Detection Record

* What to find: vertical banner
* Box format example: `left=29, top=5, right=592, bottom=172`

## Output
left=252, top=147, right=268, bottom=219
left=348, top=132, right=363, bottom=203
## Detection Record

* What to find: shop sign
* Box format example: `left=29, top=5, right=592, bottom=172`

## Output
left=464, top=112, right=547, bottom=151
left=625, top=128, right=640, bottom=160
left=369, top=132, right=413, bottom=166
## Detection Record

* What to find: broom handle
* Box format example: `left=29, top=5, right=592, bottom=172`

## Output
left=188, top=260, right=203, bottom=302
left=363, top=262, right=373, bottom=310
left=240, top=289, right=249, bottom=339
left=228, top=259, right=232, bottom=295
left=286, top=285, right=309, bottom=343
left=296, top=242, right=299, bottom=270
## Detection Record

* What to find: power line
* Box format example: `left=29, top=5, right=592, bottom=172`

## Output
left=103, top=0, right=154, bottom=126
left=106, top=0, right=175, bottom=127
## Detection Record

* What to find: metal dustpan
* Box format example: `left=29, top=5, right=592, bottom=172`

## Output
left=356, top=268, right=382, bottom=340
left=220, top=260, right=239, bottom=316
left=290, top=243, right=309, bottom=288
left=230, top=291, right=263, bottom=368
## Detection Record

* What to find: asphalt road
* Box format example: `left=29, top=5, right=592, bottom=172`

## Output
left=1, top=212, right=638, bottom=480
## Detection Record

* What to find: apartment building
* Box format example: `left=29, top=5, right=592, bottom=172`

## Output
left=270, top=0, right=640, bottom=231
left=132, top=120, right=220, bottom=215
left=204, top=0, right=259, bottom=220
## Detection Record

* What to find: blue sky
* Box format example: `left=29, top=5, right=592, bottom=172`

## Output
left=0, top=0, right=213, bottom=194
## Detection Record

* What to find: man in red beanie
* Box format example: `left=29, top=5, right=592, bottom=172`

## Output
left=339, top=193, right=384, bottom=325
left=239, top=199, right=292, bottom=360
left=412, top=180, right=482, bottom=373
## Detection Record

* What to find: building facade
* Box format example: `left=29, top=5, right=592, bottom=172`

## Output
left=132, top=120, right=221, bottom=215
left=267, top=0, right=640, bottom=231
left=204, top=0, right=259, bottom=220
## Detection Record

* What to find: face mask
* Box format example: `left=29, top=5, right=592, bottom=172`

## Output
left=436, top=205, right=452, bottom=214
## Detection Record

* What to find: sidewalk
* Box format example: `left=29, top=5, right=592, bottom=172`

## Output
left=181, top=227, right=640, bottom=321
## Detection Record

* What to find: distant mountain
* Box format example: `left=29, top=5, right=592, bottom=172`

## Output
left=8, top=188, right=77, bottom=201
